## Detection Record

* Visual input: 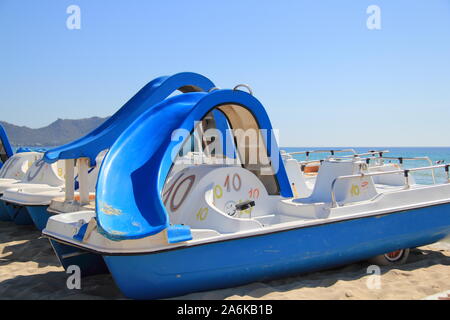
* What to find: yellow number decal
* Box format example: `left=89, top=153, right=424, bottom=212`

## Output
left=196, top=208, right=208, bottom=221
left=214, top=185, right=223, bottom=199
left=241, top=207, right=253, bottom=216
left=350, top=184, right=360, bottom=197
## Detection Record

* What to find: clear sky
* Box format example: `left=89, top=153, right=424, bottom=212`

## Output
left=0, top=0, right=449, bottom=147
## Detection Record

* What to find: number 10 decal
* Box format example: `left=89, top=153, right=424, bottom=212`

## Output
left=163, top=173, right=196, bottom=212
left=248, top=188, right=260, bottom=199
left=224, top=173, right=241, bottom=192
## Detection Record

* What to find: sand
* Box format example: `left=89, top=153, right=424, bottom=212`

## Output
left=1, top=220, right=449, bottom=300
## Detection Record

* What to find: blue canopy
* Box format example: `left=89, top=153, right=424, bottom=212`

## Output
left=43, top=72, right=216, bottom=166
left=95, top=89, right=293, bottom=243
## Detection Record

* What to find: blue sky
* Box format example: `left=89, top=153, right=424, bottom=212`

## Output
left=0, top=0, right=449, bottom=147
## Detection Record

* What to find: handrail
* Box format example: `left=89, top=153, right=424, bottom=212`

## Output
left=299, top=159, right=322, bottom=165
left=330, top=164, right=450, bottom=208
left=293, top=149, right=386, bottom=171
left=289, top=149, right=357, bottom=161
left=338, top=150, right=390, bottom=158
left=362, top=156, right=436, bottom=184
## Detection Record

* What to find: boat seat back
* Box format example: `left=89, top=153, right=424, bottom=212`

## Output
left=283, top=157, right=311, bottom=198
left=22, top=158, right=67, bottom=187
left=370, top=163, right=414, bottom=186
left=306, top=158, right=378, bottom=204
left=0, top=152, right=42, bottom=180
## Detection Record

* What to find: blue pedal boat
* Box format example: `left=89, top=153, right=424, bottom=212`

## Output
left=36, top=73, right=217, bottom=275
left=43, top=74, right=450, bottom=299
left=1, top=72, right=216, bottom=236
left=0, top=156, right=66, bottom=225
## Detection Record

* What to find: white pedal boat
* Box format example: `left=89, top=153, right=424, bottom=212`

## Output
left=0, top=157, right=66, bottom=225
left=42, top=74, right=450, bottom=300
left=1, top=151, right=106, bottom=230
left=0, top=151, right=43, bottom=222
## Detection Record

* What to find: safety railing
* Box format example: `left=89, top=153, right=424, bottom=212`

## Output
left=293, top=149, right=387, bottom=172
left=363, top=156, right=436, bottom=184
left=288, top=149, right=357, bottom=161
left=330, top=164, right=450, bottom=208
left=339, top=150, right=390, bottom=158
left=333, top=153, right=436, bottom=182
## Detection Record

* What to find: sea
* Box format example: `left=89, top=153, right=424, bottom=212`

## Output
left=17, top=146, right=450, bottom=185
left=284, top=147, right=450, bottom=185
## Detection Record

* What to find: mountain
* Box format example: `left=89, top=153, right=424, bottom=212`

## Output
left=0, top=117, right=109, bottom=147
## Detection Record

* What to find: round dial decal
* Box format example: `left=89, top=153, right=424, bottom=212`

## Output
left=224, top=200, right=237, bottom=216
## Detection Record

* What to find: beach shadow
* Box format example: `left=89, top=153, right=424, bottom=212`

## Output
left=0, top=270, right=124, bottom=300
left=0, top=220, right=61, bottom=268
left=246, top=248, right=450, bottom=299
left=0, top=236, right=61, bottom=268
left=398, top=247, right=450, bottom=270
left=0, top=221, right=40, bottom=245
left=0, top=221, right=125, bottom=300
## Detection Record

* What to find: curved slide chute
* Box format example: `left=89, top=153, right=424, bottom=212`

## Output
left=0, top=124, right=14, bottom=168
left=43, top=72, right=216, bottom=166
left=96, top=89, right=293, bottom=243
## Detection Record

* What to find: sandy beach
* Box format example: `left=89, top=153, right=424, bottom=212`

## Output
left=1, top=220, right=449, bottom=300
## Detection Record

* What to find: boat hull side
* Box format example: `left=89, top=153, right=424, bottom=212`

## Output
left=3, top=201, right=33, bottom=225
left=26, top=205, right=51, bottom=231
left=0, top=200, right=11, bottom=221
left=103, top=203, right=450, bottom=299
left=49, top=240, right=109, bottom=277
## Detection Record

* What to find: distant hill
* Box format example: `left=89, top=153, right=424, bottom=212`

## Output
left=0, top=117, right=109, bottom=147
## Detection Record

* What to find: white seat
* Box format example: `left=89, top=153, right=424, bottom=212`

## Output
left=283, top=157, right=312, bottom=198
left=293, top=158, right=378, bottom=204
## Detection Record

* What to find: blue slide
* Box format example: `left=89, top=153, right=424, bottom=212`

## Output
left=43, top=72, right=216, bottom=165
left=40, top=73, right=216, bottom=277
left=0, top=124, right=14, bottom=168
left=95, top=89, right=293, bottom=243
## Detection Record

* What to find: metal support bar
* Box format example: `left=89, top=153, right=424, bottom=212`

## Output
left=404, top=169, right=410, bottom=189
left=340, top=150, right=390, bottom=158
left=289, top=149, right=357, bottom=157
left=65, top=159, right=75, bottom=201
left=77, top=158, right=90, bottom=205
